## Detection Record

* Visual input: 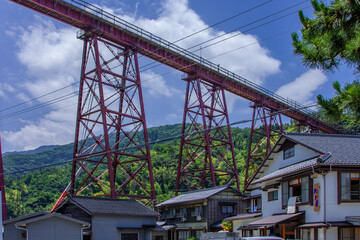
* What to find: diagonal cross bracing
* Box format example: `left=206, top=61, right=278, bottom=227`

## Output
left=176, top=76, right=240, bottom=193
left=70, top=35, right=156, bottom=208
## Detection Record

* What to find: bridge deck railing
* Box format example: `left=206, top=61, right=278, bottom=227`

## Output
left=65, top=0, right=343, bottom=131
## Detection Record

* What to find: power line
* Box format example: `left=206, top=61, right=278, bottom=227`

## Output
left=0, top=2, right=308, bottom=122
left=138, top=0, right=274, bottom=70
left=0, top=25, right=302, bottom=123
left=140, top=1, right=310, bottom=73
left=187, top=0, right=309, bottom=52
left=0, top=2, right=273, bottom=120
left=0, top=91, right=78, bottom=120
left=2, top=102, right=320, bottom=176
left=0, top=82, right=78, bottom=113
left=172, top=0, right=273, bottom=45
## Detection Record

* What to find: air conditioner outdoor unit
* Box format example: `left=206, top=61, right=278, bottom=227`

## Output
left=196, top=215, right=202, bottom=221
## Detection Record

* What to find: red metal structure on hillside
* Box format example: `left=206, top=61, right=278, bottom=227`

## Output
left=244, top=104, right=283, bottom=187
left=69, top=33, right=156, bottom=206
left=8, top=0, right=345, bottom=208
left=0, top=135, right=7, bottom=220
left=176, top=75, right=240, bottom=193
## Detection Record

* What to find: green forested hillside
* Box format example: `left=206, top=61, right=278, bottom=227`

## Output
left=4, top=124, right=252, bottom=218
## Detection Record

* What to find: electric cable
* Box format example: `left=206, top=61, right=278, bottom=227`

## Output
left=0, top=25, right=301, bottom=123
left=2, top=102, right=321, bottom=176
left=0, top=82, right=78, bottom=113
left=139, top=0, right=309, bottom=72
left=0, top=2, right=308, bottom=122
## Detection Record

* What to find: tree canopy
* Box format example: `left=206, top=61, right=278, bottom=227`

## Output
left=291, top=0, right=360, bottom=131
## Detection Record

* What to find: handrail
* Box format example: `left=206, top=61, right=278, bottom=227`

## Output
left=63, top=0, right=343, bottom=131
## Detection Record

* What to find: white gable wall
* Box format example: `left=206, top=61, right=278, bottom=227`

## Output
left=262, top=144, right=319, bottom=178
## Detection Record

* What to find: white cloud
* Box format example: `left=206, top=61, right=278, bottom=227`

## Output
left=276, top=69, right=327, bottom=104
left=4, top=0, right=282, bottom=151
left=128, top=0, right=280, bottom=84
left=0, top=83, right=15, bottom=97
left=2, top=18, right=81, bottom=151
left=141, top=70, right=182, bottom=97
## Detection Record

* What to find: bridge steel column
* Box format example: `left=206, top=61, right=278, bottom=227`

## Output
left=70, top=33, right=156, bottom=208
left=0, top=135, right=7, bottom=220
left=176, top=75, right=240, bottom=194
left=244, top=103, right=283, bottom=188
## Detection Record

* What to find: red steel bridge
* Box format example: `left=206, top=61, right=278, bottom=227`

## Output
left=6, top=0, right=345, bottom=212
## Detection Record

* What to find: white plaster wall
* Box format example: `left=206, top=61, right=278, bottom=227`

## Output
left=298, top=174, right=325, bottom=223
left=323, top=172, right=358, bottom=222
left=92, top=215, right=155, bottom=240
left=261, top=188, right=284, bottom=218
left=262, top=145, right=318, bottom=178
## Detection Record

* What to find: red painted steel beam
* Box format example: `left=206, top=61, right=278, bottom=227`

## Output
left=0, top=135, right=7, bottom=220
left=8, top=0, right=344, bottom=134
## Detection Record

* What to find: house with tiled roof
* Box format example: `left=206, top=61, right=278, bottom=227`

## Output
left=3, top=211, right=48, bottom=240
left=241, top=133, right=360, bottom=239
left=157, top=184, right=246, bottom=240
left=54, top=195, right=163, bottom=240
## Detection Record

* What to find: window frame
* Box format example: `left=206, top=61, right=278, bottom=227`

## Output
left=221, top=205, right=234, bottom=214
left=338, top=172, right=360, bottom=203
left=268, top=190, right=279, bottom=201
left=282, top=176, right=312, bottom=208
left=121, top=232, right=139, bottom=240
left=252, top=197, right=262, bottom=212
left=283, top=146, right=295, bottom=159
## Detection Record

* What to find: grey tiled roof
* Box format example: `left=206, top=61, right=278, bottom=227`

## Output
left=284, top=132, right=360, bottom=165
left=16, top=212, right=90, bottom=227
left=249, top=133, right=360, bottom=186
left=66, top=195, right=158, bottom=217
left=3, top=211, right=48, bottom=225
left=253, top=158, right=318, bottom=184
left=157, top=185, right=240, bottom=207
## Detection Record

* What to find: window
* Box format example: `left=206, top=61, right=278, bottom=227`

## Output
left=121, top=233, right=138, bottom=240
left=340, top=228, right=360, bottom=240
left=284, top=146, right=295, bottom=159
left=152, top=237, right=163, bottom=240
left=246, top=200, right=251, bottom=213
left=191, top=206, right=203, bottom=217
left=167, top=209, right=175, bottom=218
left=282, top=176, right=310, bottom=207
left=194, top=230, right=203, bottom=240
left=340, top=172, right=360, bottom=201
left=177, top=208, right=187, bottom=217
left=301, top=229, right=311, bottom=240
left=268, top=190, right=278, bottom=201
left=178, top=230, right=190, bottom=240
left=221, top=205, right=234, bottom=214
left=252, top=197, right=262, bottom=212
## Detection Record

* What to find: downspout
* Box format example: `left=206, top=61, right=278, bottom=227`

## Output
left=15, top=224, right=28, bottom=240
left=81, top=224, right=91, bottom=240
left=319, top=164, right=333, bottom=240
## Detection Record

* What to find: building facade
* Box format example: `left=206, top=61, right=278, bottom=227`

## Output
left=157, top=185, right=246, bottom=240
left=242, top=133, right=360, bottom=239
left=54, top=195, right=163, bottom=240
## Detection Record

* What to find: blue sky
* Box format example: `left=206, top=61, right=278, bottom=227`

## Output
left=0, top=0, right=354, bottom=152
